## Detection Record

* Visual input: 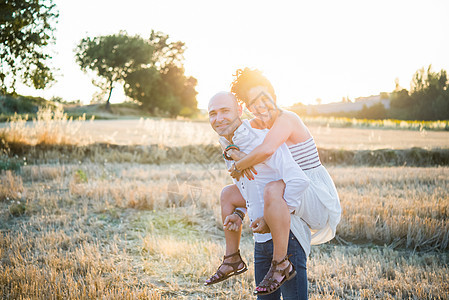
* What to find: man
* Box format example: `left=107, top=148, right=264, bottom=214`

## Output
left=207, top=91, right=312, bottom=299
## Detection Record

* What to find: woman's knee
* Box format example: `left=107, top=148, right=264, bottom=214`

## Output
left=263, top=180, right=285, bottom=206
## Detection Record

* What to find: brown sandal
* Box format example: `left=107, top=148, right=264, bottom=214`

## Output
left=204, top=250, right=248, bottom=286
left=254, top=254, right=297, bottom=296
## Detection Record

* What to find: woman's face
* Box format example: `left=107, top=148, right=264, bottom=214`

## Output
left=246, top=86, right=277, bottom=122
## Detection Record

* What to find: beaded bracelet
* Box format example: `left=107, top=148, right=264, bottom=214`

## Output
left=222, top=151, right=233, bottom=161
left=225, top=144, right=240, bottom=152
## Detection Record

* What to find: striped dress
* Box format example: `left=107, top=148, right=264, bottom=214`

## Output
left=287, top=137, right=342, bottom=246
left=288, top=137, right=322, bottom=171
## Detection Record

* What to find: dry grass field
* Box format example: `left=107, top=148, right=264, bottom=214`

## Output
left=1, top=164, right=448, bottom=299
left=1, top=107, right=449, bottom=149
left=0, top=108, right=448, bottom=299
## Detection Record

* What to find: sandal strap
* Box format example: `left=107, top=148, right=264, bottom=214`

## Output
left=223, top=249, right=242, bottom=260
left=258, top=255, right=293, bottom=289
left=272, top=255, right=293, bottom=277
left=272, top=254, right=292, bottom=267
left=221, top=251, right=246, bottom=272
left=207, top=251, right=247, bottom=283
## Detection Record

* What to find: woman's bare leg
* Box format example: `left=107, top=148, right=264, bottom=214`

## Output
left=205, top=184, right=246, bottom=284
left=264, top=180, right=290, bottom=261
left=256, top=179, right=293, bottom=291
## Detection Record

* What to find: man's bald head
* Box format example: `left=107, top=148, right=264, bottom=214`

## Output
left=208, top=92, right=238, bottom=111
left=208, top=92, right=242, bottom=138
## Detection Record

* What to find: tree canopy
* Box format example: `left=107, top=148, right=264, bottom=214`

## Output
left=148, top=30, right=186, bottom=72
left=75, top=32, right=153, bottom=110
left=0, top=0, right=58, bottom=94
left=76, top=30, right=198, bottom=117
left=390, top=66, right=449, bottom=120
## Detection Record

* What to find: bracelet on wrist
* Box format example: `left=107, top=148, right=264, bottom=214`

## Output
left=232, top=162, right=242, bottom=173
left=233, top=209, right=245, bottom=221
left=223, top=151, right=233, bottom=161
left=225, top=144, right=240, bottom=152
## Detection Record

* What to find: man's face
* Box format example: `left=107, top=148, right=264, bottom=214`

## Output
left=208, top=94, right=242, bottom=137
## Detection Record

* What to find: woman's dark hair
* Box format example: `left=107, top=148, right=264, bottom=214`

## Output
left=230, top=68, right=276, bottom=105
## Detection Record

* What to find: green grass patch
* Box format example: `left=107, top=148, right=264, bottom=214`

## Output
left=301, top=116, right=449, bottom=131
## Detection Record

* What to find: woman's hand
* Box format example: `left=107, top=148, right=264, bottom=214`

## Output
left=242, top=167, right=257, bottom=180
left=250, top=216, right=270, bottom=234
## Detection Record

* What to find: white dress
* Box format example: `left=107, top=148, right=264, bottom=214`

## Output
left=288, top=137, right=342, bottom=246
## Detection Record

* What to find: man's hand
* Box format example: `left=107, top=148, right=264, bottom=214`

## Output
left=223, top=213, right=242, bottom=231
left=228, top=163, right=243, bottom=181
left=250, top=216, right=270, bottom=234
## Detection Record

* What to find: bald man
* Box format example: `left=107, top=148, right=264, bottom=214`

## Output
left=206, top=92, right=311, bottom=299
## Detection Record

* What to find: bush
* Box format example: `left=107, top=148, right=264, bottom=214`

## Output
left=357, top=103, right=387, bottom=119
left=0, top=155, right=23, bottom=172
left=0, top=94, right=55, bottom=115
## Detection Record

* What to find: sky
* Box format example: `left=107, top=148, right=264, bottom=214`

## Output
left=16, top=0, right=449, bottom=109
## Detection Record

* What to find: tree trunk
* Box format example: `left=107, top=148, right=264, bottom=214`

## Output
left=105, top=82, right=113, bottom=111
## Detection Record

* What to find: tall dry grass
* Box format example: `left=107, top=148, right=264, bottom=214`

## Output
left=0, top=170, right=23, bottom=201
left=332, top=167, right=449, bottom=250
left=307, top=244, right=449, bottom=299
left=1, top=163, right=448, bottom=299
left=0, top=106, right=93, bottom=146
left=3, top=107, right=449, bottom=151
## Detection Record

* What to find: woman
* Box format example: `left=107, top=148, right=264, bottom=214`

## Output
left=205, top=68, right=341, bottom=297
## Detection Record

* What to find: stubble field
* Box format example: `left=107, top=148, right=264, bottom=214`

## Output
left=0, top=112, right=448, bottom=299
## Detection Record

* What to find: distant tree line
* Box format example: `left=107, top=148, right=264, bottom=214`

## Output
left=389, top=66, right=449, bottom=120
left=75, top=31, right=198, bottom=117
left=295, top=66, right=449, bottom=121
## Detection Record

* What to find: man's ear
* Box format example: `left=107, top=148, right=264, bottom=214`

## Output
left=237, top=103, right=243, bottom=117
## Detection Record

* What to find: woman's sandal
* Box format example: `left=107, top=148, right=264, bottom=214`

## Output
left=204, top=250, right=248, bottom=286
left=253, top=254, right=297, bottom=296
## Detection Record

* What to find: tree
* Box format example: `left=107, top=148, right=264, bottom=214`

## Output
left=357, top=103, right=387, bottom=119
left=410, top=65, right=449, bottom=120
left=161, top=65, right=198, bottom=116
left=388, top=66, right=449, bottom=120
left=77, top=30, right=198, bottom=116
left=124, top=32, right=197, bottom=117
left=380, top=92, right=389, bottom=100
left=432, top=90, right=449, bottom=120
left=124, top=65, right=198, bottom=117
left=75, top=32, right=153, bottom=110
left=0, top=0, right=58, bottom=94
left=388, top=88, right=415, bottom=119
left=148, top=30, right=186, bottom=72
left=123, top=67, right=174, bottom=114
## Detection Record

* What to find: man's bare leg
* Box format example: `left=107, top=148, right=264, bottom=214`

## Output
left=205, top=184, right=247, bottom=284
left=221, top=184, right=246, bottom=255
